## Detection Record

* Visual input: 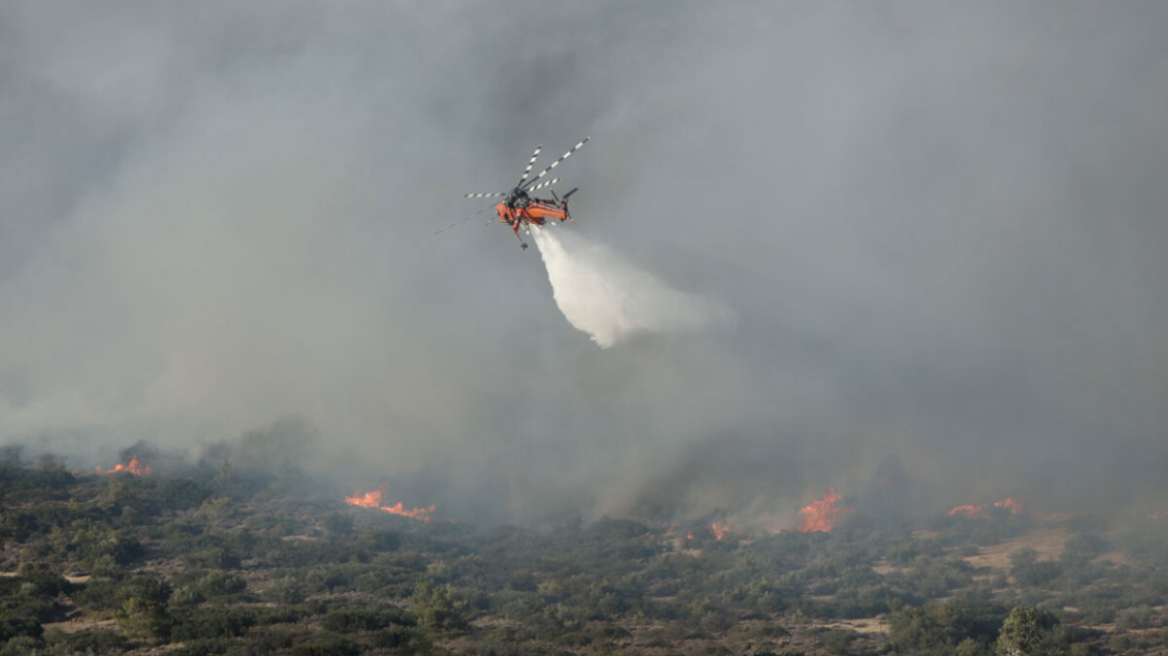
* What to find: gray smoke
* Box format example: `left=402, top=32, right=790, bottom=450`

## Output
left=2, top=1, right=1167, bottom=524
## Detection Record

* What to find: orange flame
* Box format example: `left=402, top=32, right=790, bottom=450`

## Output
left=95, top=457, right=151, bottom=476
left=344, top=488, right=435, bottom=522
left=710, top=522, right=731, bottom=540
left=796, top=487, right=852, bottom=533
left=948, top=497, right=1024, bottom=519
left=1150, top=510, right=1168, bottom=520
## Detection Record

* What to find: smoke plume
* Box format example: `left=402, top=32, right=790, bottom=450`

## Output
left=2, top=1, right=1168, bottom=523
left=532, top=226, right=732, bottom=347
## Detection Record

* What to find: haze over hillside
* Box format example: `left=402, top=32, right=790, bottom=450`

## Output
left=2, top=2, right=1167, bottom=525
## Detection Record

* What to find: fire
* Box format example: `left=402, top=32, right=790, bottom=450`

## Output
left=96, top=457, right=151, bottom=476
left=710, top=522, right=731, bottom=540
left=796, top=487, right=852, bottom=533
left=948, top=497, right=1024, bottom=519
left=344, top=488, right=435, bottom=523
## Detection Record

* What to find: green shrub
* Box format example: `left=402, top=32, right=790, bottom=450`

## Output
left=115, top=596, right=173, bottom=643
left=198, top=570, right=249, bottom=598
left=321, top=607, right=413, bottom=632
left=170, top=606, right=256, bottom=641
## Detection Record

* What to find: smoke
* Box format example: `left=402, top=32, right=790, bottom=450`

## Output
left=2, top=1, right=1168, bottom=524
left=532, top=226, right=733, bottom=347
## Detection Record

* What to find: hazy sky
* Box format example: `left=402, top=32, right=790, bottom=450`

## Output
left=2, top=1, right=1166, bottom=524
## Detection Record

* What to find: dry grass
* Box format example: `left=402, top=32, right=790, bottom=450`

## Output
left=42, top=616, right=117, bottom=635
left=820, top=617, right=889, bottom=635
left=963, top=527, right=1068, bottom=569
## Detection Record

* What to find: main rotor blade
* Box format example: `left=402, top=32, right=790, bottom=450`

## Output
left=436, top=207, right=493, bottom=235
left=522, top=136, right=589, bottom=189
left=528, top=176, right=562, bottom=193
left=462, top=191, right=508, bottom=199
left=516, top=144, right=542, bottom=187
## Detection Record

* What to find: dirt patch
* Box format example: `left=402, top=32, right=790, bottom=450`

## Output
left=964, top=527, right=1068, bottom=570
left=820, top=618, right=889, bottom=635
left=42, top=617, right=118, bottom=634
left=1091, top=551, right=1133, bottom=567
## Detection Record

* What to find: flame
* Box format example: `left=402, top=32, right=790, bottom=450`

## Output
left=686, top=531, right=694, bottom=540
left=796, top=487, right=852, bottom=533
left=710, top=522, right=731, bottom=540
left=95, top=457, right=151, bottom=476
left=344, top=488, right=435, bottom=522
left=948, top=497, right=1024, bottom=519
left=1150, top=510, right=1168, bottom=520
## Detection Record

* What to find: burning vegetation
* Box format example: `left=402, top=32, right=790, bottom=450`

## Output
left=710, top=521, right=731, bottom=541
left=794, top=487, right=853, bottom=533
left=0, top=451, right=1165, bottom=656
left=95, top=457, right=152, bottom=476
left=344, top=487, right=436, bottom=523
left=948, top=497, right=1024, bottom=519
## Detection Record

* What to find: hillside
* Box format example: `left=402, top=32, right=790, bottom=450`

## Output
left=1, top=458, right=1166, bottom=656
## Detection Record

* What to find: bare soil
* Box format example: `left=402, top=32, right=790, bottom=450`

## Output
left=963, top=527, right=1068, bottom=569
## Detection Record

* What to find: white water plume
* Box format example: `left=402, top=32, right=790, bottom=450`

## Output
left=532, top=226, right=733, bottom=348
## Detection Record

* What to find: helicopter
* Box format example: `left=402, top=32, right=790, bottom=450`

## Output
left=455, top=137, right=590, bottom=250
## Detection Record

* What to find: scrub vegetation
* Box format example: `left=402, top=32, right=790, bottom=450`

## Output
left=1, top=455, right=1166, bottom=656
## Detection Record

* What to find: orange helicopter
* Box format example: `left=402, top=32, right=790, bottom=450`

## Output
left=453, top=137, right=590, bottom=250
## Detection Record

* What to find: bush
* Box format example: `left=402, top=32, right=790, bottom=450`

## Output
left=412, top=582, right=470, bottom=630
left=162, top=478, right=214, bottom=510
left=0, top=616, right=43, bottom=642
left=1115, top=605, right=1154, bottom=631
left=115, top=596, right=173, bottom=644
left=996, top=605, right=1058, bottom=656
left=170, top=606, right=255, bottom=641
left=45, top=628, right=129, bottom=654
left=321, top=607, right=413, bottom=633
left=372, top=627, right=433, bottom=655
left=289, top=636, right=361, bottom=656
left=198, top=570, right=249, bottom=598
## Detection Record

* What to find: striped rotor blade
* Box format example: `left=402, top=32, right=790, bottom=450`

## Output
left=516, top=144, right=542, bottom=186
left=522, top=136, right=589, bottom=189
left=463, top=191, right=508, bottom=199
left=529, top=176, right=562, bottom=193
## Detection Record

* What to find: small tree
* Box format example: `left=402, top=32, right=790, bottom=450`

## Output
left=996, top=605, right=1056, bottom=656
left=115, top=597, right=172, bottom=644
left=412, top=582, right=469, bottom=630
